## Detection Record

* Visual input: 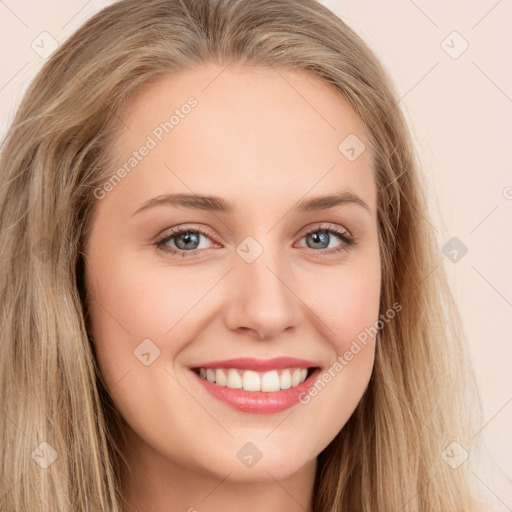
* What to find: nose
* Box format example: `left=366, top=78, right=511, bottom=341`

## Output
left=224, top=243, right=304, bottom=340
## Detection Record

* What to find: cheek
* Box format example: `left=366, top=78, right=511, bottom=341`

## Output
left=85, top=250, right=217, bottom=383
left=84, top=255, right=206, bottom=438
left=305, top=250, right=381, bottom=351
left=298, top=246, right=381, bottom=393
left=288, top=260, right=380, bottom=459
left=335, top=275, right=381, bottom=349
left=312, top=277, right=379, bottom=384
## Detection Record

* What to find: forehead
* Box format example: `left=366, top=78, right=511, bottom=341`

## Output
left=105, top=63, right=376, bottom=217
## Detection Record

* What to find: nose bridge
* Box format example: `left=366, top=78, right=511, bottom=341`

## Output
left=224, top=234, right=303, bottom=339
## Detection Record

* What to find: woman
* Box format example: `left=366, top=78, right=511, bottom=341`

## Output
left=0, top=0, right=482, bottom=510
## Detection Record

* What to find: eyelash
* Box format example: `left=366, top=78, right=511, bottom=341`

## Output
left=153, top=223, right=357, bottom=258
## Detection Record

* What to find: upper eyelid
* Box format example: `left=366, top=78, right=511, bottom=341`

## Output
left=159, top=224, right=219, bottom=243
left=297, top=222, right=351, bottom=238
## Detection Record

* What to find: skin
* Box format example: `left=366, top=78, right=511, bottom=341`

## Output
left=83, top=63, right=381, bottom=512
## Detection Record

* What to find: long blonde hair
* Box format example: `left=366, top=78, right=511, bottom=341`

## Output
left=0, top=0, right=482, bottom=510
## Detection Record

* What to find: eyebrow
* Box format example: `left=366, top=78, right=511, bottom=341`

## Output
left=131, top=191, right=371, bottom=217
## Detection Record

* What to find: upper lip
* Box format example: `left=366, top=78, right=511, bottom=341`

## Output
left=190, top=357, right=321, bottom=372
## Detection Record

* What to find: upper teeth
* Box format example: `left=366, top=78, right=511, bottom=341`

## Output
left=198, top=367, right=309, bottom=392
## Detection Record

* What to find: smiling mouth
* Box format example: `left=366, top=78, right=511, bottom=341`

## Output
left=191, top=366, right=319, bottom=392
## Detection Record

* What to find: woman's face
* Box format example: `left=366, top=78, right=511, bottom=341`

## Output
left=84, top=63, right=381, bottom=484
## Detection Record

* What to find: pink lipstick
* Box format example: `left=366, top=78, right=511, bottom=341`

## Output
left=189, top=357, right=321, bottom=414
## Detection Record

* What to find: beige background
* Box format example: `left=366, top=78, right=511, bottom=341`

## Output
left=1, top=0, right=511, bottom=508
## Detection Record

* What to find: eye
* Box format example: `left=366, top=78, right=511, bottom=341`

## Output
left=295, top=222, right=356, bottom=256
left=154, top=225, right=218, bottom=257
left=154, top=222, right=357, bottom=257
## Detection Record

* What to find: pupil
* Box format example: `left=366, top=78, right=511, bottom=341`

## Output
left=309, top=231, right=328, bottom=249
left=177, top=232, right=199, bottom=250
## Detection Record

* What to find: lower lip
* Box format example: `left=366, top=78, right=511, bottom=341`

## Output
left=190, top=368, right=322, bottom=414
